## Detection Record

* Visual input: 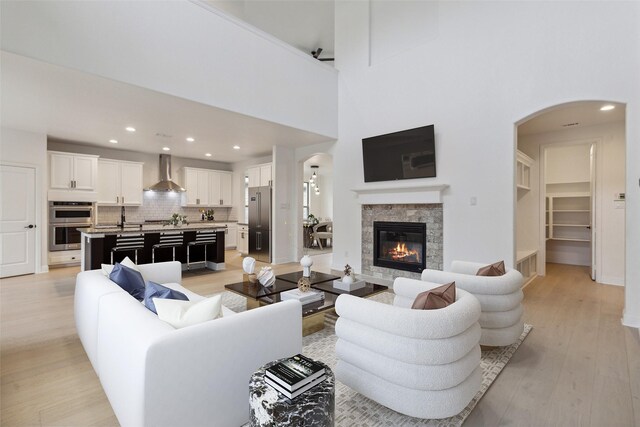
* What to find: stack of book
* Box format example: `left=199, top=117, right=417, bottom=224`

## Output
left=280, top=288, right=324, bottom=305
left=265, top=354, right=326, bottom=399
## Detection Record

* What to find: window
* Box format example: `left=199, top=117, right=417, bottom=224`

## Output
left=303, top=182, right=309, bottom=219
left=244, top=175, right=249, bottom=221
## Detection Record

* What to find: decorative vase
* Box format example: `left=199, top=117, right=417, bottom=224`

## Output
left=257, top=267, right=275, bottom=287
left=297, top=277, right=311, bottom=293
left=342, top=274, right=354, bottom=285
left=242, top=257, right=256, bottom=274
left=300, top=255, right=313, bottom=278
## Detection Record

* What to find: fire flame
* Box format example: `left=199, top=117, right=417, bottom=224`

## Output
left=387, top=242, right=419, bottom=262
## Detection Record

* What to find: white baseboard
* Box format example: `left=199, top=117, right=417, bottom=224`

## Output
left=598, top=275, right=624, bottom=286
left=622, top=309, right=640, bottom=329
left=37, top=265, right=49, bottom=274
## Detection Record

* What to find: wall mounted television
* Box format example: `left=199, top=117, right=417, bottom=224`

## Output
left=362, top=125, right=436, bottom=183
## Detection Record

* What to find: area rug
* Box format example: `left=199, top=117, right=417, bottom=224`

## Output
left=219, top=291, right=532, bottom=426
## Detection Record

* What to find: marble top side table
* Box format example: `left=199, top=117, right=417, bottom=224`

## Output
left=249, top=359, right=335, bottom=427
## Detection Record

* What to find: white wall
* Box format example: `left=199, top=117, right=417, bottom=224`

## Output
left=0, top=127, right=48, bottom=273
left=333, top=1, right=640, bottom=325
left=0, top=0, right=338, bottom=138
left=272, top=146, right=296, bottom=264
left=519, top=121, right=626, bottom=285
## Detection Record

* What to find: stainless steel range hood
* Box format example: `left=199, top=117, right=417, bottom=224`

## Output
left=144, top=154, right=185, bottom=192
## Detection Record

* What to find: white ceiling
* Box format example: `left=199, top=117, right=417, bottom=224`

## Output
left=303, top=153, right=333, bottom=179
left=207, top=0, right=335, bottom=61
left=0, top=52, right=332, bottom=163
left=518, top=101, right=625, bottom=136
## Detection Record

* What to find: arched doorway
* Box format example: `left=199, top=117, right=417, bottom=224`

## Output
left=514, top=100, right=626, bottom=286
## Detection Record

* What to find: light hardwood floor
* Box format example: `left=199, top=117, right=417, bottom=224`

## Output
left=1, top=257, right=638, bottom=426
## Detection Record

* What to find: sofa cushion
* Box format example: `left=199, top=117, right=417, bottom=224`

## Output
left=411, top=282, right=456, bottom=310
left=155, top=294, right=222, bottom=329
left=144, top=281, right=189, bottom=314
left=109, top=263, right=146, bottom=300
left=476, top=260, right=506, bottom=276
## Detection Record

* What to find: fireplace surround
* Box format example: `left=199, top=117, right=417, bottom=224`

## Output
left=361, top=204, right=443, bottom=280
left=373, top=221, right=426, bottom=273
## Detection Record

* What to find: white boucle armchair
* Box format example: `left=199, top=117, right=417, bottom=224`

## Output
left=334, top=278, right=482, bottom=419
left=421, top=260, right=524, bottom=346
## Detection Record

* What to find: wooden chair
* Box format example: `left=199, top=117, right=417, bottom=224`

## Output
left=312, top=222, right=333, bottom=249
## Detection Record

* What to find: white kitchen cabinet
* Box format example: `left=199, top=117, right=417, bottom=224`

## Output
left=247, top=163, right=272, bottom=188
left=259, top=164, right=272, bottom=186
left=237, top=224, right=248, bottom=254
left=184, top=168, right=210, bottom=206
left=49, top=151, right=98, bottom=191
left=224, top=222, right=237, bottom=249
left=184, top=167, right=232, bottom=207
left=209, top=171, right=232, bottom=206
left=98, top=159, right=144, bottom=206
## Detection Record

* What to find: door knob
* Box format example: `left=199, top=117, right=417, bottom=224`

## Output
left=24, top=224, right=36, bottom=229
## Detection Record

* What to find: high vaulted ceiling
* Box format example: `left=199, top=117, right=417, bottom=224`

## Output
left=207, top=0, right=335, bottom=61
left=0, top=52, right=332, bottom=163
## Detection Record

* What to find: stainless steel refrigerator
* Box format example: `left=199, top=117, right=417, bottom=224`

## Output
left=248, top=186, right=271, bottom=263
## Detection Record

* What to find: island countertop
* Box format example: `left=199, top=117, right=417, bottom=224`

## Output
left=80, top=223, right=228, bottom=235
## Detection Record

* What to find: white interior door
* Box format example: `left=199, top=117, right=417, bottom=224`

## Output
left=0, top=165, right=36, bottom=278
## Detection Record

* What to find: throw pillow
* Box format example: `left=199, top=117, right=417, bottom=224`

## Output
left=109, top=263, right=146, bottom=300
left=476, top=260, right=506, bottom=276
left=101, top=256, right=138, bottom=277
left=155, top=295, right=222, bottom=329
left=144, top=281, right=189, bottom=314
left=411, top=282, right=456, bottom=310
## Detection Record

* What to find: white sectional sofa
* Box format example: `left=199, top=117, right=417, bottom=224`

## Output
left=75, top=261, right=302, bottom=427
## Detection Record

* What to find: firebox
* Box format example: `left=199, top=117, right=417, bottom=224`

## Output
left=373, top=221, right=426, bottom=273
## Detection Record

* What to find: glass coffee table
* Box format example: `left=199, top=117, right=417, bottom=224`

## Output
left=224, top=271, right=389, bottom=336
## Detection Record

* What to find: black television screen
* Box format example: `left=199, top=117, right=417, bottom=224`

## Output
left=362, top=125, right=436, bottom=183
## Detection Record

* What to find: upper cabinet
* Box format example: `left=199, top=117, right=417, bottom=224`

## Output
left=48, top=151, right=99, bottom=201
left=97, top=159, right=144, bottom=206
left=209, top=171, right=233, bottom=207
left=50, top=151, right=98, bottom=191
left=182, top=167, right=232, bottom=207
left=247, top=163, right=272, bottom=187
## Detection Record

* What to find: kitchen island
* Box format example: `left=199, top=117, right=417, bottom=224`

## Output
left=80, top=223, right=227, bottom=271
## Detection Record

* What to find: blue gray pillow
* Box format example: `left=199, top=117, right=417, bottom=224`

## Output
left=144, top=281, right=189, bottom=314
left=109, top=263, right=146, bottom=300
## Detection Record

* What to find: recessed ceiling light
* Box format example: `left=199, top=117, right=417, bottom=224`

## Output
left=162, top=147, right=170, bottom=151
left=600, top=105, right=615, bottom=111
left=109, top=139, right=118, bottom=144
left=233, top=145, right=240, bottom=150
left=186, top=137, right=195, bottom=142
left=126, top=126, right=136, bottom=132
left=205, top=153, right=212, bottom=157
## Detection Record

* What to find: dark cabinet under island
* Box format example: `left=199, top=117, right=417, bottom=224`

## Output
left=80, top=224, right=226, bottom=271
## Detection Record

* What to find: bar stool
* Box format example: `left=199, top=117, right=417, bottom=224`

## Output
left=187, top=230, right=217, bottom=270
left=111, top=234, right=145, bottom=264
left=152, top=232, right=183, bottom=263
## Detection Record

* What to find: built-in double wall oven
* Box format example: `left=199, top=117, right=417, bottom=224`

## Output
left=49, top=201, right=94, bottom=251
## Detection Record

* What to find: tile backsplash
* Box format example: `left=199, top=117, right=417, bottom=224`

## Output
left=96, top=192, right=237, bottom=224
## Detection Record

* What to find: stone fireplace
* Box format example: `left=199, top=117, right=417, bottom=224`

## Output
left=362, top=204, right=443, bottom=280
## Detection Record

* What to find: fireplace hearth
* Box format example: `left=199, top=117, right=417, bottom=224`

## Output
left=373, top=221, right=426, bottom=273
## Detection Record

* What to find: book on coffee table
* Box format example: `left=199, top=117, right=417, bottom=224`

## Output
left=265, top=354, right=326, bottom=392
left=280, top=288, right=324, bottom=305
